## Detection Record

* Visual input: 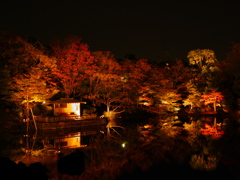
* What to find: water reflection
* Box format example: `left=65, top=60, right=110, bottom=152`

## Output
left=22, top=125, right=106, bottom=154
left=49, top=132, right=85, bottom=149
left=137, top=115, right=228, bottom=171
left=4, top=114, right=235, bottom=179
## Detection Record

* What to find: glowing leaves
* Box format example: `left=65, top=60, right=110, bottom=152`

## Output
left=158, top=90, right=182, bottom=112
left=12, top=67, right=58, bottom=105
left=86, top=51, right=123, bottom=111
left=120, top=59, right=153, bottom=107
left=201, top=91, right=224, bottom=105
left=11, top=66, right=59, bottom=119
left=187, top=49, right=217, bottom=71
left=200, top=124, right=224, bottom=139
left=201, top=90, right=224, bottom=112
left=183, top=82, right=202, bottom=109
left=51, top=36, right=94, bottom=97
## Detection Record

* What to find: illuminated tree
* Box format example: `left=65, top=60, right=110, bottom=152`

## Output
left=0, top=32, right=58, bottom=93
left=51, top=36, right=94, bottom=98
left=183, top=82, right=202, bottom=110
left=86, top=51, right=123, bottom=112
left=11, top=67, right=58, bottom=119
left=187, top=49, right=217, bottom=72
left=201, top=90, right=224, bottom=112
left=0, top=32, right=59, bottom=117
left=187, top=49, right=220, bottom=93
left=144, top=60, right=191, bottom=111
left=121, top=59, right=152, bottom=108
left=157, top=90, right=182, bottom=112
left=0, top=32, right=59, bottom=118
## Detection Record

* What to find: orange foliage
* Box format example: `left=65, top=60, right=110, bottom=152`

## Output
left=201, top=91, right=224, bottom=106
left=200, top=124, right=224, bottom=139
left=51, top=36, right=94, bottom=97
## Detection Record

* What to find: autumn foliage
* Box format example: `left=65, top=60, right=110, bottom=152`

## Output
left=201, top=90, right=224, bottom=112
left=2, top=33, right=240, bottom=116
left=50, top=37, right=94, bottom=98
left=200, top=124, right=224, bottom=139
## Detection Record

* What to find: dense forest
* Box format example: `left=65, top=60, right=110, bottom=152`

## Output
left=2, top=31, right=240, bottom=179
left=1, top=31, right=240, bottom=119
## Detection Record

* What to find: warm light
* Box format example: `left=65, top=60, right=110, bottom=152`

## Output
left=121, top=142, right=126, bottom=148
left=175, top=107, right=180, bottom=111
left=144, top=124, right=153, bottom=129
left=71, top=103, right=80, bottom=115
left=162, top=101, right=167, bottom=104
left=200, top=124, right=224, bottom=139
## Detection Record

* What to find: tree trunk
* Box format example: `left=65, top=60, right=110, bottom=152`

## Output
left=213, top=102, right=216, bottom=113
left=107, top=100, right=110, bottom=112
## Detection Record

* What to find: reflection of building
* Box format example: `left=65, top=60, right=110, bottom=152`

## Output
left=37, top=125, right=106, bottom=150
left=54, top=132, right=87, bottom=149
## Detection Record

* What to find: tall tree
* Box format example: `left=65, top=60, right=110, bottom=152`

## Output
left=50, top=36, right=94, bottom=98
left=225, top=43, right=240, bottom=78
left=220, top=43, right=240, bottom=110
left=201, top=89, right=224, bottom=112
left=121, top=59, right=152, bottom=108
left=86, top=51, right=123, bottom=112
left=187, top=49, right=219, bottom=93
left=11, top=67, right=58, bottom=119
left=187, top=49, right=217, bottom=73
left=183, top=81, right=202, bottom=110
left=0, top=32, right=58, bottom=111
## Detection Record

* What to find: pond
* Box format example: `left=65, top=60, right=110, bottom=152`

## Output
left=1, top=114, right=240, bottom=179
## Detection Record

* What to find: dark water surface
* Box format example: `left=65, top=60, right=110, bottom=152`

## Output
left=1, top=114, right=240, bottom=179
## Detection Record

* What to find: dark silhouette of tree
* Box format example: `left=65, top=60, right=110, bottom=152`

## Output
left=220, top=43, right=240, bottom=111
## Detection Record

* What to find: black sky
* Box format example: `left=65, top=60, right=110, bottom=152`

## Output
left=1, top=0, right=240, bottom=62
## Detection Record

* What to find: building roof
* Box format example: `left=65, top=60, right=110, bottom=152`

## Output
left=49, top=98, right=86, bottom=104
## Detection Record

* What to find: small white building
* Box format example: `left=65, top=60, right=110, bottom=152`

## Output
left=50, top=98, right=86, bottom=116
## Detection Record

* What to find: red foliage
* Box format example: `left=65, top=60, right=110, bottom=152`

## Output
left=200, top=123, right=224, bottom=139
left=201, top=91, right=224, bottom=106
left=51, top=37, right=94, bottom=97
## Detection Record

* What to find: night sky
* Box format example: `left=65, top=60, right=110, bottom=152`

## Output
left=1, top=0, right=240, bottom=62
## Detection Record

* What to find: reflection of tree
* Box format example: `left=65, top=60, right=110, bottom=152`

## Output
left=160, top=116, right=183, bottom=137
left=200, top=123, right=224, bottom=139
left=190, top=152, right=218, bottom=171
left=184, top=119, right=224, bottom=171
